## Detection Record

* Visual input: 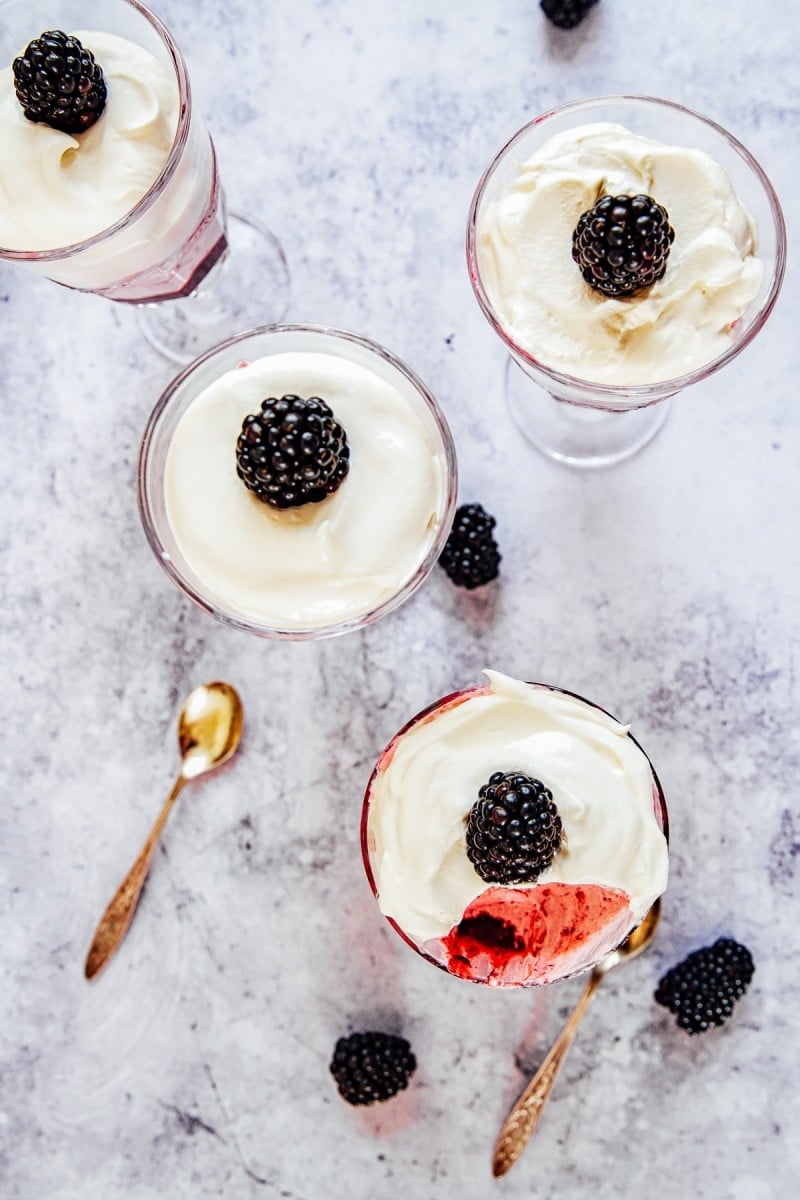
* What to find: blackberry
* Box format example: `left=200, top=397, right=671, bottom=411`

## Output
left=13, top=31, right=107, bottom=135
left=236, top=394, right=350, bottom=510
left=456, top=913, right=525, bottom=953
left=572, top=194, right=675, bottom=298
left=466, top=771, right=563, bottom=885
left=438, top=502, right=500, bottom=589
left=655, top=938, right=755, bottom=1035
left=541, top=0, right=600, bottom=30
left=329, top=1031, right=417, bottom=1106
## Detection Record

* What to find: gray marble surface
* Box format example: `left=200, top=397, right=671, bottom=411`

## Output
left=1, top=1, right=799, bottom=1197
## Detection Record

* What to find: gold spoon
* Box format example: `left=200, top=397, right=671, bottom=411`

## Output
left=84, top=681, right=244, bottom=981
left=492, top=897, right=662, bottom=1178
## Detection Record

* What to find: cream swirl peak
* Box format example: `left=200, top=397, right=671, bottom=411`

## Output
left=0, top=31, right=178, bottom=250
left=366, top=671, right=668, bottom=948
left=163, top=351, right=449, bottom=631
left=477, top=122, right=762, bottom=385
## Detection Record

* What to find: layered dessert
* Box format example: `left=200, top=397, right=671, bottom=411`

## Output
left=0, top=18, right=225, bottom=300
left=362, top=672, right=669, bottom=987
left=160, top=342, right=453, bottom=632
left=476, top=122, right=762, bottom=385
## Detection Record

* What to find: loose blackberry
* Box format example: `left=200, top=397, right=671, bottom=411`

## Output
left=329, top=1031, right=417, bottom=1106
left=236, top=394, right=350, bottom=510
left=438, top=502, right=500, bottom=589
left=541, top=0, right=600, bottom=30
left=466, top=771, right=563, bottom=885
left=655, top=938, right=755, bottom=1035
left=572, top=194, right=675, bottom=298
left=13, top=31, right=107, bottom=134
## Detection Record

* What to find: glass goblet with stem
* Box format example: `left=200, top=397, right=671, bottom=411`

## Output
left=467, top=96, right=786, bottom=469
left=0, top=0, right=290, bottom=363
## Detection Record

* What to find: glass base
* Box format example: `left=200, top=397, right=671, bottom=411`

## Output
left=137, top=211, right=290, bottom=363
left=504, top=357, right=671, bottom=468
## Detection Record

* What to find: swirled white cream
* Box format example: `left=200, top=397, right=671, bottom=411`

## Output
left=0, top=31, right=178, bottom=250
left=367, top=671, right=668, bottom=944
left=164, top=352, right=448, bottom=630
left=477, top=123, right=762, bottom=385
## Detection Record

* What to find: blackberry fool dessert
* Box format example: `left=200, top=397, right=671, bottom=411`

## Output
left=0, top=28, right=178, bottom=251
left=476, top=122, right=762, bottom=385
left=330, top=1032, right=417, bottom=1106
left=154, top=328, right=456, bottom=635
left=362, top=672, right=668, bottom=987
left=0, top=0, right=234, bottom=307
left=655, top=938, right=755, bottom=1034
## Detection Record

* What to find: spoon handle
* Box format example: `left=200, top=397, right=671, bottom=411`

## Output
left=84, top=775, right=185, bottom=980
left=492, top=970, right=602, bottom=1177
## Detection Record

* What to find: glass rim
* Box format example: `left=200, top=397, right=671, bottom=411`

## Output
left=466, top=94, right=788, bottom=404
left=360, top=679, right=669, bottom=983
left=0, top=0, right=192, bottom=261
left=137, top=322, right=459, bottom=641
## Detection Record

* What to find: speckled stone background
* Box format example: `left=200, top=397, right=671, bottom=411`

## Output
left=1, top=2, right=798, bottom=1198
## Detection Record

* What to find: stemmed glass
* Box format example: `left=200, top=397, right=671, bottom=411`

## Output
left=467, top=96, right=786, bottom=468
left=361, top=680, right=669, bottom=988
left=0, top=0, right=289, bottom=362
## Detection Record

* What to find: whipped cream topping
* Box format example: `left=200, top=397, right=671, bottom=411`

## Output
left=477, top=122, right=762, bottom=385
left=367, top=671, right=668, bottom=944
left=164, top=351, right=448, bottom=630
left=0, top=31, right=179, bottom=250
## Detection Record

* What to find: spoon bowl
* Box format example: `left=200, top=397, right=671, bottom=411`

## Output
left=593, top=896, right=662, bottom=978
left=179, top=681, right=243, bottom=778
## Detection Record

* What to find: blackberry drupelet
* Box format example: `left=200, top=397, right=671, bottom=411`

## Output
left=13, top=31, right=107, bottom=134
left=438, top=502, right=500, bottom=589
left=466, top=771, right=563, bottom=885
left=655, top=938, right=755, bottom=1035
left=572, top=193, right=675, bottom=298
left=541, top=0, right=600, bottom=30
left=329, top=1031, right=417, bottom=1106
left=236, top=394, right=350, bottom=510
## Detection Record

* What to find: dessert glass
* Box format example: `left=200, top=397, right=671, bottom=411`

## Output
left=361, top=681, right=669, bottom=988
left=138, top=323, right=458, bottom=640
left=467, top=96, right=786, bottom=468
left=0, top=0, right=289, bottom=362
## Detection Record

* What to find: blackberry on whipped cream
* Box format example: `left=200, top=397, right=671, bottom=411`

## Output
left=235, top=394, right=350, bottom=510
left=572, top=193, right=675, bottom=298
left=13, top=30, right=106, bottom=133
left=466, top=771, right=563, bottom=884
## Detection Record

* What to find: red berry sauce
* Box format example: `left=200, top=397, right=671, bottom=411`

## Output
left=440, top=882, right=631, bottom=986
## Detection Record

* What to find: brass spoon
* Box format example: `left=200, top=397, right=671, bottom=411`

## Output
left=492, top=898, right=662, bottom=1178
left=84, top=681, right=244, bottom=981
